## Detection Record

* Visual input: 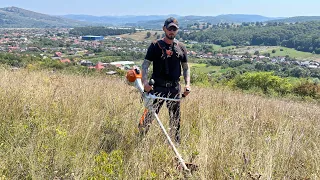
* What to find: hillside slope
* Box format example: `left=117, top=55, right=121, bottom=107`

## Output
left=0, top=6, right=90, bottom=28
left=0, top=69, right=319, bottom=179
left=267, top=16, right=320, bottom=23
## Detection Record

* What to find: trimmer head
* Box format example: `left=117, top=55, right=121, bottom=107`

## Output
left=174, top=157, right=199, bottom=173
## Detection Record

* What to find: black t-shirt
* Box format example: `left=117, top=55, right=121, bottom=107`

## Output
left=145, top=40, right=188, bottom=81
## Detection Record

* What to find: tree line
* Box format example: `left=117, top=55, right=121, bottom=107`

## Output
left=178, top=21, right=320, bottom=54
left=69, top=27, right=136, bottom=36
left=203, top=58, right=320, bottom=79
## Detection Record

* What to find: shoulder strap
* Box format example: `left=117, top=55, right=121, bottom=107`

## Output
left=156, top=39, right=167, bottom=55
left=172, top=39, right=185, bottom=58
left=157, top=39, right=175, bottom=58
left=156, top=39, right=170, bottom=75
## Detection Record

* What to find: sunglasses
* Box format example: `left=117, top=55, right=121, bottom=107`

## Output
left=167, top=26, right=178, bottom=31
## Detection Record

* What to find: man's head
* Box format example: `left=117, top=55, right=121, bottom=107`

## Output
left=163, top=17, right=179, bottom=40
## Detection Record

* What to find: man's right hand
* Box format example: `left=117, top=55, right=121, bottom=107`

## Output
left=144, top=83, right=153, bottom=92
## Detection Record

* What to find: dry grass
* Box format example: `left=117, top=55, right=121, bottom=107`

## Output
left=0, top=68, right=320, bottom=179
left=118, top=30, right=164, bottom=41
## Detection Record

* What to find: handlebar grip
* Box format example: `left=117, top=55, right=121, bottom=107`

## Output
left=144, top=79, right=155, bottom=93
left=182, top=88, right=190, bottom=98
left=135, top=68, right=140, bottom=74
left=149, top=79, right=155, bottom=86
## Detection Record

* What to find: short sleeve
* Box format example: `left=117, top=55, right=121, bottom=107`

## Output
left=145, top=43, right=156, bottom=61
left=180, top=43, right=188, bottom=63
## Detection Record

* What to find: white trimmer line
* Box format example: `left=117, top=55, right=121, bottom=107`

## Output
left=126, top=68, right=193, bottom=175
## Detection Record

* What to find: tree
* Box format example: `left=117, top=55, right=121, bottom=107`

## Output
left=289, top=67, right=308, bottom=78
left=233, top=72, right=292, bottom=94
left=293, top=80, right=320, bottom=98
left=146, top=32, right=151, bottom=38
left=179, top=21, right=320, bottom=54
left=244, top=51, right=251, bottom=58
left=263, top=52, right=271, bottom=57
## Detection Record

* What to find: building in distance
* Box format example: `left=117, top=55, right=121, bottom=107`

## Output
left=81, top=35, right=104, bottom=41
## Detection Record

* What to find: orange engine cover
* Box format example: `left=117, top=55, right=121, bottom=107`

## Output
left=126, top=68, right=142, bottom=82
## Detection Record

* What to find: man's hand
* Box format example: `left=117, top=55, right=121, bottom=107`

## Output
left=182, top=86, right=191, bottom=97
left=144, top=83, right=153, bottom=92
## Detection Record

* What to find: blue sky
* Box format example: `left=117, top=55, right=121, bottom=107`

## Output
left=1, top=0, right=319, bottom=17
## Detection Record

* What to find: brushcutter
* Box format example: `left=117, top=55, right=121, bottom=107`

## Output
left=126, top=66, right=196, bottom=175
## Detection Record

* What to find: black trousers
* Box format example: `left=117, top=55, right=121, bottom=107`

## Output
left=141, top=84, right=181, bottom=143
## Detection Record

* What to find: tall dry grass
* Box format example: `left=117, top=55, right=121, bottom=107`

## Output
left=0, top=68, right=320, bottom=179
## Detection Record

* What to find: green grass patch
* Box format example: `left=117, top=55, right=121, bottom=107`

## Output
left=212, top=44, right=236, bottom=51
left=84, top=56, right=125, bottom=63
left=190, top=63, right=221, bottom=73
left=264, top=47, right=320, bottom=60
left=186, top=44, right=236, bottom=52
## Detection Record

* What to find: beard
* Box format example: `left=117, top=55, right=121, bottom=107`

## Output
left=165, top=33, right=175, bottom=40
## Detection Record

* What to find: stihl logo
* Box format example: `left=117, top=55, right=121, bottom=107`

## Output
left=166, top=49, right=173, bottom=57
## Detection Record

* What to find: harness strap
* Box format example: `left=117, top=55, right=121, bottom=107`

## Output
left=155, top=39, right=184, bottom=76
left=156, top=40, right=171, bottom=75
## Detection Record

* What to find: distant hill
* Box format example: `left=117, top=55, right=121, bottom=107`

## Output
left=133, top=15, right=282, bottom=29
left=0, top=6, right=92, bottom=28
left=63, top=14, right=282, bottom=29
left=213, top=14, right=282, bottom=23
left=2, top=6, right=320, bottom=29
left=63, top=14, right=320, bottom=29
left=267, top=16, right=320, bottom=23
left=62, top=14, right=178, bottom=26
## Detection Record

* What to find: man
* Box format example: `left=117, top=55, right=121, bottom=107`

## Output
left=139, top=17, right=191, bottom=144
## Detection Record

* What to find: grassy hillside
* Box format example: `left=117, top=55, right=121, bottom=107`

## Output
left=0, top=69, right=320, bottom=179
left=265, top=47, right=320, bottom=60
left=232, top=46, right=320, bottom=61
left=118, top=30, right=164, bottom=41
left=0, top=7, right=90, bottom=28
left=190, top=63, right=223, bottom=74
left=267, top=16, right=320, bottom=23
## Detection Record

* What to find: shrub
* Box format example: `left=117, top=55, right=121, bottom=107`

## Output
left=190, top=69, right=210, bottom=86
left=89, top=150, right=124, bottom=179
left=293, top=80, right=320, bottom=98
left=232, top=72, right=292, bottom=95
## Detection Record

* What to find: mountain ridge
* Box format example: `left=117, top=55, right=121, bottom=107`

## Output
left=0, top=6, right=93, bottom=28
left=2, top=6, right=320, bottom=28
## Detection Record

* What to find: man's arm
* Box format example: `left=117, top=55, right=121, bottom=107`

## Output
left=141, top=59, right=152, bottom=92
left=182, top=62, right=190, bottom=87
left=141, top=59, right=151, bottom=85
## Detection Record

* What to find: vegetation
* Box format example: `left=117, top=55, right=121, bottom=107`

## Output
left=0, top=69, right=319, bottom=179
left=231, top=72, right=293, bottom=95
left=69, top=27, right=136, bottom=36
left=268, top=16, right=320, bottom=23
left=1, top=18, right=320, bottom=179
left=0, top=7, right=89, bottom=28
left=265, top=46, right=320, bottom=59
left=203, top=58, right=320, bottom=79
left=1, top=50, right=319, bottom=101
left=180, top=21, right=320, bottom=54
left=117, top=30, right=163, bottom=41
